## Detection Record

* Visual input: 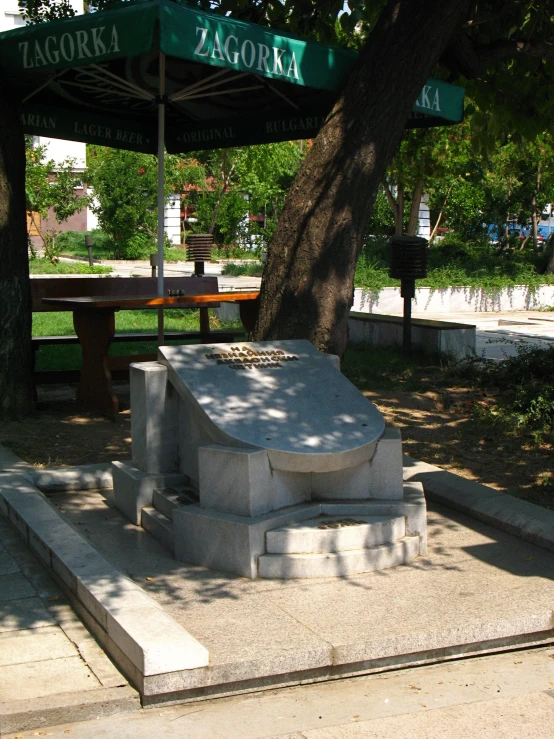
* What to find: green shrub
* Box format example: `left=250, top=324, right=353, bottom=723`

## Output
left=448, top=345, right=554, bottom=445
left=354, top=234, right=554, bottom=291
left=221, top=262, right=264, bottom=277
left=29, top=259, right=111, bottom=275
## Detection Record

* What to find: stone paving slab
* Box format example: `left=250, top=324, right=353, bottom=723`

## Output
left=0, top=656, right=99, bottom=701
left=0, top=625, right=77, bottom=666
left=0, top=513, right=139, bottom=734
left=267, top=692, right=554, bottom=738
left=0, top=595, right=57, bottom=632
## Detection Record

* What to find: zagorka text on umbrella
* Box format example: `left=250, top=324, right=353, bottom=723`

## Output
left=19, top=25, right=120, bottom=68
left=194, top=27, right=299, bottom=80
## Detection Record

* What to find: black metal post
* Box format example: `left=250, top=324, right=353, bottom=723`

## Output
left=150, top=253, right=157, bottom=277
left=401, top=279, right=415, bottom=355
left=85, top=234, right=93, bottom=266
left=388, top=235, right=428, bottom=357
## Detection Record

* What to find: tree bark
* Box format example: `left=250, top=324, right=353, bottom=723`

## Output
left=407, top=179, right=425, bottom=236
left=384, top=182, right=403, bottom=235
left=0, top=94, right=34, bottom=418
left=429, top=182, right=453, bottom=243
left=252, top=0, right=471, bottom=356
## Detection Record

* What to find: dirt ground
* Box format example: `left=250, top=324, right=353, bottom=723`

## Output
left=0, top=380, right=551, bottom=509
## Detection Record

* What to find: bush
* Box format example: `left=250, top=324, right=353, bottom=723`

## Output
left=353, top=234, right=554, bottom=290
left=221, top=262, right=264, bottom=277
left=448, top=345, right=554, bottom=445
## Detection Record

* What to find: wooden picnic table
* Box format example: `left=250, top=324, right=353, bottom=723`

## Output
left=42, top=291, right=260, bottom=417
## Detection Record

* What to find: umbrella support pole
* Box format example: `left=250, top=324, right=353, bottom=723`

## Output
left=157, top=52, right=166, bottom=346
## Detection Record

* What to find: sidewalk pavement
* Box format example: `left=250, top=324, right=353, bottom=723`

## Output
left=3, top=644, right=554, bottom=737
left=410, top=309, right=554, bottom=360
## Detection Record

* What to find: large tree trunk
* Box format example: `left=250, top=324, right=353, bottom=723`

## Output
left=0, top=95, right=33, bottom=418
left=252, top=0, right=470, bottom=356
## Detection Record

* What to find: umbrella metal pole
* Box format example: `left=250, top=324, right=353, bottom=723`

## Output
left=157, top=52, right=166, bottom=345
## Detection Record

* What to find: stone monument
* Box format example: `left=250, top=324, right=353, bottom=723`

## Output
left=112, top=340, right=426, bottom=578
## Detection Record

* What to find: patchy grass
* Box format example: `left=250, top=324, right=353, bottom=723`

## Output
left=221, top=261, right=264, bottom=277
left=32, top=309, right=245, bottom=371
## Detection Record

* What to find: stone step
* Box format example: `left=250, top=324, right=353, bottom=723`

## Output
left=266, top=515, right=405, bottom=554
left=152, top=486, right=198, bottom=521
left=258, top=536, right=420, bottom=579
left=141, top=506, right=174, bottom=553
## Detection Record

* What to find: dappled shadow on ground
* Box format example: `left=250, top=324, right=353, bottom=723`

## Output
left=2, top=378, right=551, bottom=510
left=0, top=383, right=132, bottom=467
left=0, top=514, right=68, bottom=633
left=46, top=492, right=554, bottom=615
left=364, top=386, right=554, bottom=509
left=47, top=491, right=253, bottom=610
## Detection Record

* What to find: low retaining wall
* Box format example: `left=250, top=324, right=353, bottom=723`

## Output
left=348, top=312, right=476, bottom=359
left=353, top=284, right=554, bottom=314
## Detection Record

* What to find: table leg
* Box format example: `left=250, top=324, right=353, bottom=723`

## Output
left=239, top=297, right=260, bottom=334
left=73, top=308, right=119, bottom=417
left=199, top=306, right=210, bottom=335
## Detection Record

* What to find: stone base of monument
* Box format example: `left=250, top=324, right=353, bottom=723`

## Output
left=112, top=340, right=427, bottom=580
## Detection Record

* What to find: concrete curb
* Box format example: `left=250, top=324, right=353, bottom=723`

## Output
left=0, top=470, right=210, bottom=696
left=0, top=685, right=138, bottom=735
left=403, top=455, right=554, bottom=553
left=0, top=447, right=113, bottom=491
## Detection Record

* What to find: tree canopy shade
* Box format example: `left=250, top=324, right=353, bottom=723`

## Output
left=1, top=0, right=463, bottom=155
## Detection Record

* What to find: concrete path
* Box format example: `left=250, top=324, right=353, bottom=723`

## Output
left=2, top=644, right=554, bottom=737
left=411, top=310, right=554, bottom=360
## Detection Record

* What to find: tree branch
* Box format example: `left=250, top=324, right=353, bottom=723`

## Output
left=443, top=32, right=554, bottom=79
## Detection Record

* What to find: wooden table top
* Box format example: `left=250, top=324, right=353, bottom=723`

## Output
left=42, top=291, right=260, bottom=309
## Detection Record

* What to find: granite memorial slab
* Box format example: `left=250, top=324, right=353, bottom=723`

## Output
left=158, top=340, right=385, bottom=473
left=112, top=340, right=427, bottom=578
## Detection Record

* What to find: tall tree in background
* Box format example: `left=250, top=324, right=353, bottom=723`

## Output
left=3, top=0, right=554, bottom=417
left=252, top=0, right=471, bottom=354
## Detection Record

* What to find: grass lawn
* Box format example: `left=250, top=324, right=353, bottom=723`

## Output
left=33, top=308, right=245, bottom=371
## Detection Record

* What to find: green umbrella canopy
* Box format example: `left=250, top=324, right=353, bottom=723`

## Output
left=0, top=0, right=464, bottom=154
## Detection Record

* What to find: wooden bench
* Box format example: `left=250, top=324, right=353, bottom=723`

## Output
left=348, top=312, right=476, bottom=359
left=31, top=275, right=248, bottom=382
